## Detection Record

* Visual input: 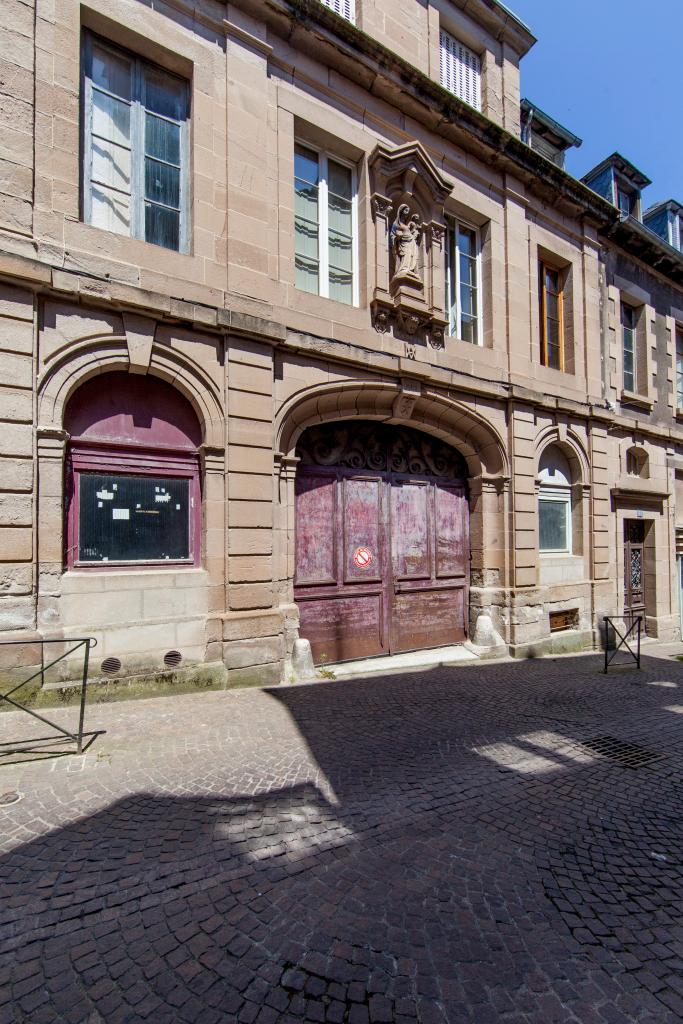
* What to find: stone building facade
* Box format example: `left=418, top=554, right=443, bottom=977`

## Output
left=1, top=0, right=683, bottom=691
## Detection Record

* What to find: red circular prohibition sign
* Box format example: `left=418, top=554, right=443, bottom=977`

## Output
left=353, top=546, right=374, bottom=569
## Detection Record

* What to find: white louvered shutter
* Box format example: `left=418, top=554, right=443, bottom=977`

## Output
left=320, top=0, right=355, bottom=22
left=440, top=30, right=481, bottom=111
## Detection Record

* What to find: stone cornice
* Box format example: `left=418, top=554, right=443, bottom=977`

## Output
left=244, top=0, right=683, bottom=287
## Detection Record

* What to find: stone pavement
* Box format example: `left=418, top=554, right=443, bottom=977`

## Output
left=2, top=649, right=683, bottom=1023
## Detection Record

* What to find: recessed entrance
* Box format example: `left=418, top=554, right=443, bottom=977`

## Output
left=294, top=422, right=469, bottom=664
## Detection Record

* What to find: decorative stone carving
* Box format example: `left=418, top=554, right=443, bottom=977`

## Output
left=429, top=325, right=445, bottom=350
left=296, top=421, right=468, bottom=480
left=399, top=312, right=422, bottom=336
left=392, top=380, right=421, bottom=420
left=369, top=140, right=450, bottom=345
left=391, top=204, right=422, bottom=282
left=372, top=309, right=391, bottom=334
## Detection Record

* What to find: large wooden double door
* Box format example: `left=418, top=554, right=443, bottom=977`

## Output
left=294, top=422, right=469, bottom=664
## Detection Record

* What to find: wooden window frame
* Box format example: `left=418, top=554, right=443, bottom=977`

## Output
left=66, top=444, right=201, bottom=570
left=293, top=140, right=359, bottom=307
left=81, top=31, right=191, bottom=253
left=539, top=261, right=565, bottom=371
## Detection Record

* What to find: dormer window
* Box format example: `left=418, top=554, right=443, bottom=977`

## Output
left=616, top=179, right=637, bottom=219
left=582, top=153, right=650, bottom=223
left=440, top=30, right=481, bottom=111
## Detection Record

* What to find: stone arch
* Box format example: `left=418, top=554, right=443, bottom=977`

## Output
left=535, top=427, right=590, bottom=560
left=274, top=380, right=510, bottom=653
left=275, top=380, right=509, bottom=483
left=534, top=426, right=589, bottom=485
left=37, top=333, right=225, bottom=449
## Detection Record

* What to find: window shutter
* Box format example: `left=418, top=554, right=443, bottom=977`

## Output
left=440, top=30, right=481, bottom=111
left=320, top=0, right=355, bottom=22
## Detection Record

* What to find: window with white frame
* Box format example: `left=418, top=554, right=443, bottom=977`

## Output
left=621, top=302, right=637, bottom=393
left=445, top=219, right=480, bottom=344
left=82, top=34, right=189, bottom=252
left=294, top=143, right=357, bottom=306
left=439, top=30, right=481, bottom=111
left=319, top=0, right=355, bottom=22
left=538, top=446, right=572, bottom=554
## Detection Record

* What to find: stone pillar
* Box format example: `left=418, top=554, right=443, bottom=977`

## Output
left=36, top=428, right=67, bottom=635
left=199, top=444, right=226, bottom=663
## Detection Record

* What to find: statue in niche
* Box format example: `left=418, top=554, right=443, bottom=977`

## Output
left=390, top=204, right=422, bottom=281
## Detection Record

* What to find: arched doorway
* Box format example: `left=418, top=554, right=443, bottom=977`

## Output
left=294, top=421, right=469, bottom=663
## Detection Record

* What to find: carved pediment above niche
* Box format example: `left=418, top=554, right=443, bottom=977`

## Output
left=369, top=141, right=452, bottom=349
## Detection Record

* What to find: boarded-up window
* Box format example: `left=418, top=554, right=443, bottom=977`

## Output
left=549, top=609, right=578, bottom=632
left=440, top=30, right=481, bottom=111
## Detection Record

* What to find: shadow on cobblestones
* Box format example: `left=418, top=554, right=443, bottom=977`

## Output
left=1, top=654, right=683, bottom=1022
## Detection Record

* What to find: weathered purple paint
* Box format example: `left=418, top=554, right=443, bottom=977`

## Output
left=65, top=372, right=202, bottom=450
left=65, top=373, right=201, bottom=569
left=295, top=423, right=469, bottom=664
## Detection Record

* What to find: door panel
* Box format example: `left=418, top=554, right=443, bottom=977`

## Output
left=297, top=593, right=384, bottom=664
left=435, top=484, right=467, bottom=578
left=391, top=480, right=430, bottom=579
left=393, top=587, right=465, bottom=653
left=343, top=476, right=382, bottom=583
left=295, top=471, right=336, bottom=586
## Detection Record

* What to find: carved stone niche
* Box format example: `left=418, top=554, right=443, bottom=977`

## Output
left=369, top=141, right=451, bottom=348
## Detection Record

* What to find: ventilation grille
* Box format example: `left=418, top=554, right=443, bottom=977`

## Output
left=100, top=657, right=121, bottom=676
left=580, top=735, right=663, bottom=769
left=163, top=650, right=183, bottom=669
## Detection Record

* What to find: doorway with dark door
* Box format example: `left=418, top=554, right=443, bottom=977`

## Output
left=623, top=519, right=646, bottom=626
left=294, top=421, right=470, bottom=664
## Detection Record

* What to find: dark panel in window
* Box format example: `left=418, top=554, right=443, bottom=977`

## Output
left=79, top=474, right=190, bottom=562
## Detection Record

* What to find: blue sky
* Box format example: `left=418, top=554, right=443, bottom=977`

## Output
left=509, top=0, right=682, bottom=210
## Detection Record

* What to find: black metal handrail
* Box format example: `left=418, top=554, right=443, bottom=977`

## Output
left=603, top=615, right=641, bottom=673
left=0, top=637, right=97, bottom=754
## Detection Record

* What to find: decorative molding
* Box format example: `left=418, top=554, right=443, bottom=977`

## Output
left=369, top=139, right=451, bottom=348
left=392, top=380, right=422, bottom=420
left=223, top=18, right=273, bottom=58
left=295, top=421, right=468, bottom=479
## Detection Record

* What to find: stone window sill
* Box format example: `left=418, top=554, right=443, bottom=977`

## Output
left=620, top=390, right=653, bottom=410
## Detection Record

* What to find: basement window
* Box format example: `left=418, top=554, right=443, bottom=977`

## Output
left=549, top=609, right=578, bottom=632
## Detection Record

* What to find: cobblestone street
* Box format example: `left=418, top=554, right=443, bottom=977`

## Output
left=3, top=651, right=683, bottom=1023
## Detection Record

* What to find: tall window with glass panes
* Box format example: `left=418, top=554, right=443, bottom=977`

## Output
left=82, top=34, right=189, bottom=252
left=445, top=220, right=480, bottom=344
left=621, top=303, right=637, bottom=392
left=294, top=144, right=356, bottom=306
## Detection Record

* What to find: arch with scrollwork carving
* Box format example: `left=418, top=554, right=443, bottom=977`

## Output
left=275, top=379, right=509, bottom=483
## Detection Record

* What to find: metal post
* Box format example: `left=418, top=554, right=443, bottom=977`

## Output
left=77, top=639, right=90, bottom=754
left=636, top=615, right=641, bottom=670
left=603, top=616, right=609, bottom=674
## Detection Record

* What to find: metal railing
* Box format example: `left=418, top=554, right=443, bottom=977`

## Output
left=603, top=615, right=642, bottom=673
left=0, top=637, right=96, bottom=755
